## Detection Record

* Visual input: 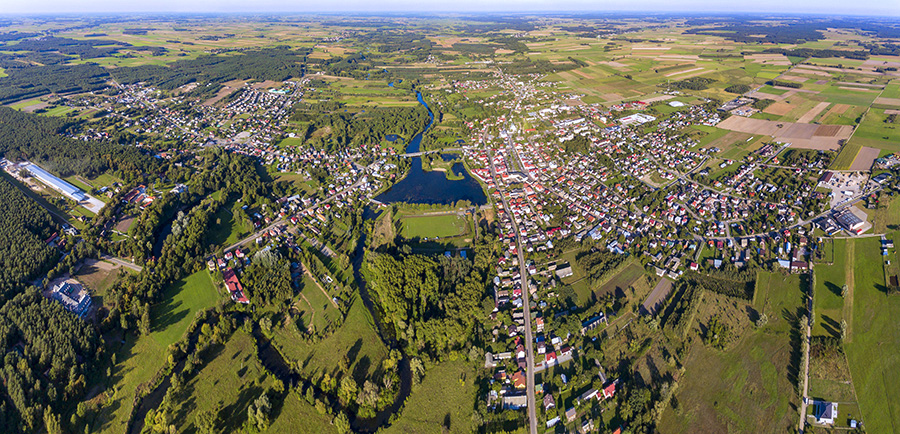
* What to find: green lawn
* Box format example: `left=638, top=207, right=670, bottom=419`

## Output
left=295, top=274, right=341, bottom=333
left=383, top=359, right=477, bottom=434
left=151, top=270, right=221, bottom=347
left=755, top=271, right=806, bottom=335
left=847, top=108, right=900, bottom=153
left=845, top=237, right=897, bottom=433
left=207, top=204, right=247, bottom=248
left=400, top=213, right=467, bottom=239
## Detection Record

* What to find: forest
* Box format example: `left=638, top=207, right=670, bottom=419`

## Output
left=294, top=105, right=429, bottom=152
left=108, top=47, right=310, bottom=90
left=0, top=107, right=158, bottom=180
left=365, top=248, right=495, bottom=358
left=0, top=177, right=58, bottom=300
left=0, top=289, right=104, bottom=433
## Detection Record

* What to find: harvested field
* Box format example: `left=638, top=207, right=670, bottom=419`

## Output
left=838, top=86, right=880, bottom=93
left=572, top=68, right=594, bottom=79
left=793, top=66, right=833, bottom=77
left=764, top=101, right=794, bottom=116
left=633, top=46, right=670, bottom=50
left=250, top=80, right=280, bottom=89
left=641, top=277, right=673, bottom=315
left=796, top=102, right=830, bottom=123
left=602, top=93, right=623, bottom=101
left=601, top=61, right=629, bottom=70
left=875, top=97, right=900, bottom=107
left=780, top=75, right=807, bottom=83
left=754, top=92, right=787, bottom=101
left=745, top=53, right=792, bottom=65
left=656, top=54, right=701, bottom=61
left=821, top=103, right=850, bottom=119
left=885, top=109, right=900, bottom=115
left=665, top=67, right=704, bottom=77
left=715, top=116, right=852, bottom=150
left=849, top=146, right=880, bottom=171
left=837, top=82, right=884, bottom=88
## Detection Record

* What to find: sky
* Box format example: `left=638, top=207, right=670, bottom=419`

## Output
left=0, top=0, right=897, bottom=16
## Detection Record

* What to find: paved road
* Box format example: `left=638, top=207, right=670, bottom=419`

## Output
left=100, top=254, right=144, bottom=272
left=400, top=147, right=462, bottom=157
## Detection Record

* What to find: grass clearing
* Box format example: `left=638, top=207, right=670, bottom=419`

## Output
left=813, top=239, right=848, bottom=338
left=151, top=270, right=221, bottom=347
left=384, top=359, right=476, bottom=434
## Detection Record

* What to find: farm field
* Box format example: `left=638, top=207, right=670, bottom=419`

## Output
left=845, top=237, right=896, bottom=433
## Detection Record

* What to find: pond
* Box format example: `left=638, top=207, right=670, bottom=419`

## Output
left=374, top=91, right=487, bottom=206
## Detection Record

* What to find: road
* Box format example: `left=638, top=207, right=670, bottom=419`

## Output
left=100, top=254, right=144, bottom=272
left=400, top=147, right=462, bottom=157
left=799, top=267, right=813, bottom=433
left=491, top=77, right=539, bottom=434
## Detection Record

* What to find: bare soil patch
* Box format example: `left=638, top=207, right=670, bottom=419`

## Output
left=874, top=97, right=900, bottom=107
left=665, top=67, right=704, bottom=77
left=797, top=102, right=831, bottom=124
left=764, top=101, right=795, bottom=116
left=850, top=146, right=880, bottom=171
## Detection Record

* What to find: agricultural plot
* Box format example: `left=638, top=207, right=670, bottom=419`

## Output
left=848, top=108, right=900, bottom=153
left=813, top=239, right=849, bottom=338
left=845, top=237, right=896, bottom=433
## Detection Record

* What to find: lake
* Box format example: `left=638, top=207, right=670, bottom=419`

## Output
left=374, top=91, right=487, bottom=206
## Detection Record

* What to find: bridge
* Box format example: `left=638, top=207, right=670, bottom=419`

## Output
left=399, top=147, right=462, bottom=157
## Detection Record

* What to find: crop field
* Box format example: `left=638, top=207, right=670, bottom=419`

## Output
left=845, top=237, right=896, bottom=433
left=848, top=108, right=900, bottom=153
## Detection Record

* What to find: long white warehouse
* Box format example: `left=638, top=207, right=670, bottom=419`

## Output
left=26, top=163, right=86, bottom=202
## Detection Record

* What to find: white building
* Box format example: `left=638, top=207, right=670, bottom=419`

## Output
left=26, top=163, right=86, bottom=202
left=49, top=280, right=92, bottom=318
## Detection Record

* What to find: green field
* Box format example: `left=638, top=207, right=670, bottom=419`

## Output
left=169, top=332, right=277, bottom=432
left=813, top=239, right=849, bottom=338
left=274, top=295, right=389, bottom=380
left=845, top=237, right=895, bottom=432
left=831, top=143, right=861, bottom=170
left=384, top=359, right=477, bottom=434
left=151, top=270, right=221, bottom=347
left=295, top=274, right=342, bottom=332
left=754, top=271, right=805, bottom=335
left=208, top=204, right=247, bottom=247
left=660, top=330, right=799, bottom=433
left=847, top=108, right=900, bottom=153
left=400, top=213, right=467, bottom=239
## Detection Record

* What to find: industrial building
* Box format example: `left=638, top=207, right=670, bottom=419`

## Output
left=26, top=163, right=87, bottom=202
left=833, top=209, right=865, bottom=234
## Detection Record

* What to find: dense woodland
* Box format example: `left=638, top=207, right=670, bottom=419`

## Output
left=293, top=104, right=429, bottom=152
left=365, top=247, right=496, bottom=358
left=0, top=177, right=58, bottom=299
left=109, top=47, right=309, bottom=90
left=0, top=289, right=103, bottom=432
left=0, top=107, right=157, bottom=180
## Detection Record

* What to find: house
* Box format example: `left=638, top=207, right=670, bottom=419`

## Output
left=223, top=268, right=250, bottom=304
left=543, top=393, right=555, bottom=410
left=565, top=407, right=577, bottom=422
left=577, top=388, right=599, bottom=402
left=815, top=401, right=837, bottom=425
left=49, top=280, right=92, bottom=318
left=602, top=381, right=617, bottom=400
left=511, top=370, right=527, bottom=389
